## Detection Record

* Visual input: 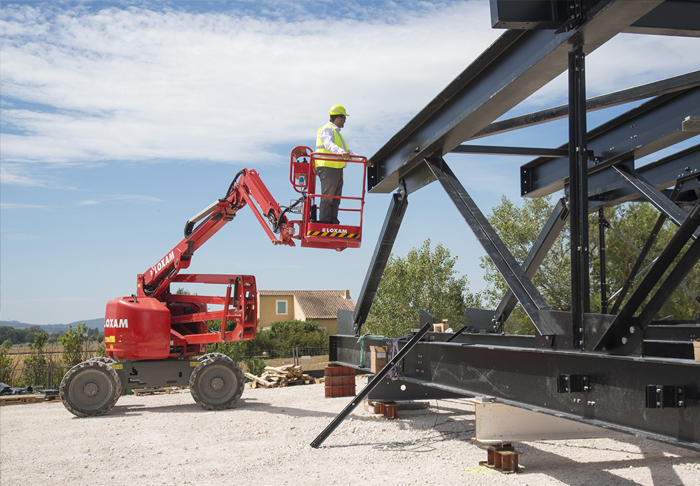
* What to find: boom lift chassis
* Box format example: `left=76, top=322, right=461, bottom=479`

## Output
left=327, top=0, right=700, bottom=451
left=61, top=151, right=368, bottom=417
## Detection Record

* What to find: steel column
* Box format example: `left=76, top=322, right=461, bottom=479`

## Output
left=599, top=208, right=608, bottom=315
left=569, top=44, right=590, bottom=346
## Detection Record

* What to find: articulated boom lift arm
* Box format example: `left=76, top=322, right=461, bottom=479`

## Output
left=137, top=168, right=296, bottom=300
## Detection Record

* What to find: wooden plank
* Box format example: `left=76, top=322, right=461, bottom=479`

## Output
left=245, top=373, right=274, bottom=387
left=0, top=394, right=47, bottom=406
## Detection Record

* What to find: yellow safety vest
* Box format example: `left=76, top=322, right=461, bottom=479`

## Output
left=315, top=123, right=348, bottom=169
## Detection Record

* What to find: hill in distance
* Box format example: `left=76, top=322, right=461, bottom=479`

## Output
left=0, top=318, right=104, bottom=333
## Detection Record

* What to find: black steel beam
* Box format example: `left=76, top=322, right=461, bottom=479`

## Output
left=351, top=190, right=408, bottom=335
left=368, top=0, right=665, bottom=194
left=521, top=87, right=700, bottom=198
left=473, top=71, right=700, bottom=140
left=638, top=228, right=700, bottom=328
left=451, top=144, right=569, bottom=158
left=489, top=0, right=573, bottom=30
left=613, top=165, right=699, bottom=240
left=329, top=335, right=700, bottom=451
left=311, top=316, right=433, bottom=448
left=624, top=0, right=700, bottom=37
left=425, top=157, right=562, bottom=337
left=588, top=144, right=700, bottom=209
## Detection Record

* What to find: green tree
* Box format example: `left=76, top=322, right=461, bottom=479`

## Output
left=594, top=202, right=699, bottom=321
left=206, top=341, right=246, bottom=362
left=479, top=196, right=572, bottom=334
left=0, top=341, right=14, bottom=383
left=19, top=330, right=51, bottom=387
left=480, top=197, right=700, bottom=334
left=60, top=323, right=89, bottom=367
left=363, top=238, right=481, bottom=338
left=268, top=320, right=326, bottom=349
left=206, top=319, right=328, bottom=360
left=244, top=356, right=266, bottom=378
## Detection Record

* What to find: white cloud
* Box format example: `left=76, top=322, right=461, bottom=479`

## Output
left=0, top=202, right=48, bottom=209
left=2, top=2, right=699, bottom=183
left=0, top=163, right=49, bottom=187
left=511, top=32, right=700, bottom=113
left=0, top=1, right=498, bottom=176
left=76, top=194, right=162, bottom=205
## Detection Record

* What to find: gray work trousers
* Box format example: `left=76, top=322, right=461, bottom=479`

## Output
left=317, top=167, right=344, bottom=224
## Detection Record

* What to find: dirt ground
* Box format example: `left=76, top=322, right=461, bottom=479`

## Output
left=1, top=376, right=699, bottom=486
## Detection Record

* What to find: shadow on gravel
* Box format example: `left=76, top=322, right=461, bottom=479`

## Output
left=102, top=395, right=342, bottom=419
left=513, top=436, right=700, bottom=483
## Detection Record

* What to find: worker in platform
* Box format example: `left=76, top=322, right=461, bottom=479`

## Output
left=315, top=105, right=354, bottom=225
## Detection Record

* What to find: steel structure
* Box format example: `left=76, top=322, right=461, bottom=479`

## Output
left=328, top=0, right=700, bottom=451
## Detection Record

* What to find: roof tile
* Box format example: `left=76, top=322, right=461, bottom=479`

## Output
left=258, top=290, right=355, bottom=319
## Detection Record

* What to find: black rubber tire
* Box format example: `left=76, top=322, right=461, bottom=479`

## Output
left=60, top=361, right=121, bottom=417
left=198, top=353, right=228, bottom=361
left=86, top=357, right=125, bottom=396
left=190, top=355, right=244, bottom=411
left=87, top=357, right=117, bottom=364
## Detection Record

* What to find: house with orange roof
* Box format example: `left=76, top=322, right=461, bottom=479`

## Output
left=257, top=290, right=356, bottom=334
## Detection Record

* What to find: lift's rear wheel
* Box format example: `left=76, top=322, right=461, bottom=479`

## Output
left=198, top=352, right=227, bottom=361
left=190, top=355, right=244, bottom=410
left=87, top=356, right=117, bottom=364
left=60, top=360, right=122, bottom=417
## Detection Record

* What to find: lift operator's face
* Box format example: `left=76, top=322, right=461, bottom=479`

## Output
left=335, top=115, right=346, bottom=128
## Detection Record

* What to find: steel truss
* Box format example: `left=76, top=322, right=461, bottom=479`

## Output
left=330, top=0, right=700, bottom=451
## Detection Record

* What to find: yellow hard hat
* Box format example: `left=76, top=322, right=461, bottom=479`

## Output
left=329, top=105, right=349, bottom=117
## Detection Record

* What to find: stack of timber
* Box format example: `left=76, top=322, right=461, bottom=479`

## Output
left=245, top=364, right=316, bottom=388
left=0, top=394, right=61, bottom=406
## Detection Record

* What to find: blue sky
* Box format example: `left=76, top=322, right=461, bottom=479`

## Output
left=2, top=0, right=699, bottom=325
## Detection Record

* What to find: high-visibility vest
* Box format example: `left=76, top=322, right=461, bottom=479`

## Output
left=315, top=123, right=347, bottom=169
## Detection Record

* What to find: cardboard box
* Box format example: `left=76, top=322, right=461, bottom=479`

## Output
left=433, top=323, right=445, bottom=333
left=364, top=399, right=381, bottom=414
left=694, top=339, right=700, bottom=362
left=370, top=346, right=388, bottom=373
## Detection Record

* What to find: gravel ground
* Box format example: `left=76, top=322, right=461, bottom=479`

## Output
left=1, top=376, right=699, bottom=486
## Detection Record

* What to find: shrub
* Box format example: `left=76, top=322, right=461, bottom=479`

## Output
left=60, top=323, right=89, bottom=367
left=244, top=356, right=265, bottom=378
left=18, top=331, right=53, bottom=388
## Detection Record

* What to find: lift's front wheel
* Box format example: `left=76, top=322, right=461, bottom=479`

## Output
left=190, top=355, right=244, bottom=410
left=60, top=360, right=122, bottom=417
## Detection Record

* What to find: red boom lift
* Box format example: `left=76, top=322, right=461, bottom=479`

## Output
left=60, top=148, right=368, bottom=416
